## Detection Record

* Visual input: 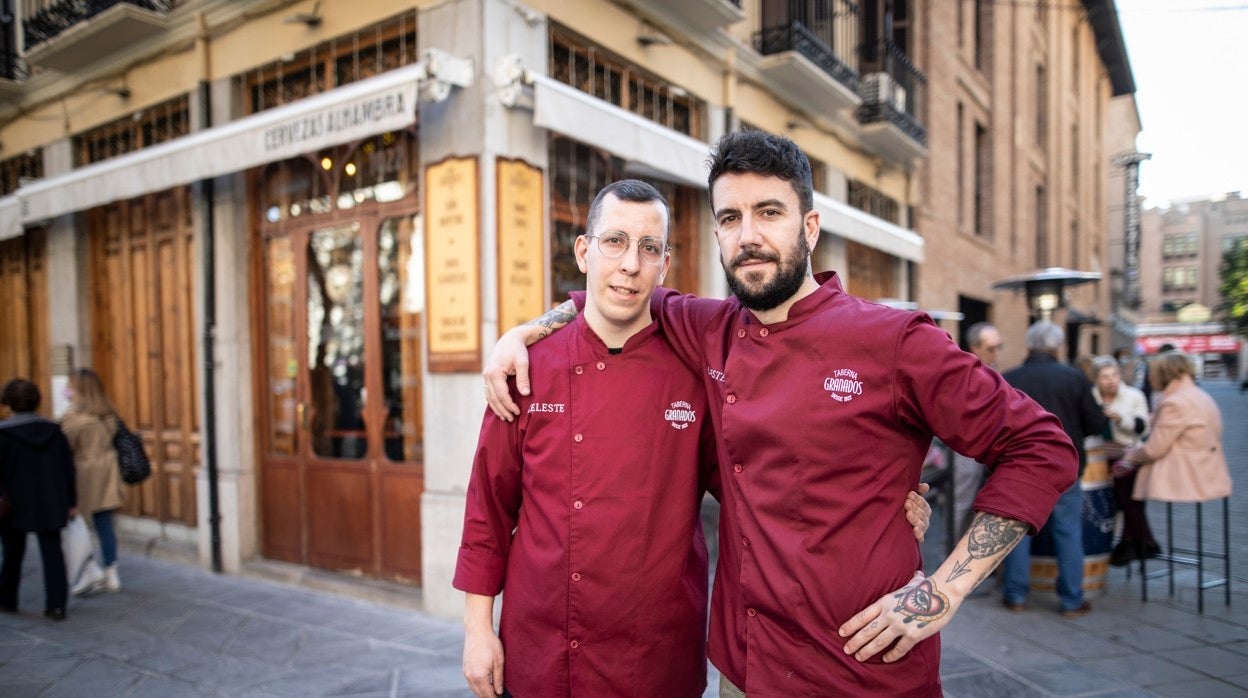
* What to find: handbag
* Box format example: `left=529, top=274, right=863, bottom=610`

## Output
left=114, top=417, right=152, bottom=485
left=62, top=514, right=103, bottom=589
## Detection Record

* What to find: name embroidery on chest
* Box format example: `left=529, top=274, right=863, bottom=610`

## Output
left=528, top=402, right=566, bottom=414
left=824, top=368, right=864, bottom=403
left=706, top=366, right=726, bottom=383
left=664, top=401, right=697, bottom=430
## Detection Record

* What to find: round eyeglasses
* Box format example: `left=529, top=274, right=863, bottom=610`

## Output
left=587, top=233, right=668, bottom=265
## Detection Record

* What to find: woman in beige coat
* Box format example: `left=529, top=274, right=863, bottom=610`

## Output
left=1119, top=352, right=1233, bottom=503
left=60, top=369, right=126, bottom=594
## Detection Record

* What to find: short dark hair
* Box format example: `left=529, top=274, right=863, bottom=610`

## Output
left=707, top=130, right=814, bottom=214
left=0, top=378, right=41, bottom=413
left=585, top=179, right=670, bottom=238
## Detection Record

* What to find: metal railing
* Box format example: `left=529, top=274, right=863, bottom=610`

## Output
left=1, top=51, right=30, bottom=82
left=23, top=0, right=175, bottom=49
left=748, top=19, right=858, bottom=91
left=856, top=39, right=927, bottom=146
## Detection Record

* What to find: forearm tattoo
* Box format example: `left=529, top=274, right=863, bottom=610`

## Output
left=945, top=513, right=1028, bottom=584
left=523, top=300, right=577, bottom=337
left=893, top=578, right=949, bottom=628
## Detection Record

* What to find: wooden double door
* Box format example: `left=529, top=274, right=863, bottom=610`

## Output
left=257, top=204, right=425, bottom=583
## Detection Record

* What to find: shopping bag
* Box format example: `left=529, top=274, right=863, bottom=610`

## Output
left=61, top=515, right=103, bottom=589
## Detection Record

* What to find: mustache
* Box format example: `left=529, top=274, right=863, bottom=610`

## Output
left=729, top=249, right=780, bottom=269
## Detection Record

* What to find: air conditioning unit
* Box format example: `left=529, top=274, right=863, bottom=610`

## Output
left=862, top=72, right=907, bottom=112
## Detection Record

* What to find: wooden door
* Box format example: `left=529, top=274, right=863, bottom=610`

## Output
left=255, top=131, right=424, bottom=583
left=89, top=188, right=200, bottom=525
left=0, top=229, right=49, bottom=412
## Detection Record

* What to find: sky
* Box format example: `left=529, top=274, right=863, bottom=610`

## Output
left=1114, top=1, right=1248, bottom=207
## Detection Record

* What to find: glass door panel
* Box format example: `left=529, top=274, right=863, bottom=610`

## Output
left=265, top=236, right=298, bottom=455
left=307, top=222, right=367, bottom=459
left=378, top=216, right=423, bottom=462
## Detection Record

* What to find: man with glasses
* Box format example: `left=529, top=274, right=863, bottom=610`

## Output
left=455, top=179, right=930, bottom=698
left=952, top=322, right=1004, bottom=537
left=483, top=131, right=1077, bottom=695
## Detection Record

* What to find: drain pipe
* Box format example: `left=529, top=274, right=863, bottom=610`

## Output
left=194, top=12, right=222, bottom=574
left=198, top=77, right=223, bottom=574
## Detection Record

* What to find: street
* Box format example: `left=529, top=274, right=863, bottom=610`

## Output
left=2, top=378, right=1246, bottom=696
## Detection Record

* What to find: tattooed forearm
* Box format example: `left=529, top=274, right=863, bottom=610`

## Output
left=965, top=513, right=1028, bottom=559
left=523, top=300, right=577, bottom=330
left=892, top=578, right=949, bottom=628
left=945, top=558, right=974, bottom=584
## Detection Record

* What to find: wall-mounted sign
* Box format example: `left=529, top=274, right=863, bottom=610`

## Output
left=425, top=156, right=480, bottom=372
left=496, top=158, right=545, bottom=333
left=1138, top=334, right=1240, bottom=354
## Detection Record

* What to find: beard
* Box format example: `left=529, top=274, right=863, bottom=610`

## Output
left=723, top=227, right=811, bottom=311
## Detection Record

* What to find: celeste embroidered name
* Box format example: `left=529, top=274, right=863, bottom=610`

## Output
left=824, top=368, right=864, bottom=402
left=528, top=402, right=566, bottom=413
left=706, top=366, right=726, bottom=383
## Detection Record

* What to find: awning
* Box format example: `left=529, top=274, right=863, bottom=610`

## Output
left=531, top=73, right=923, bottom=262
left=0, top=53, right=473, bottom=241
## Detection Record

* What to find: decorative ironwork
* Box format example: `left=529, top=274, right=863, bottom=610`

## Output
left=855, top=39, right=927, bottom=146
left=73, top=95, right=190, bottom=166
left=0, top=150, right=44, bottom=196
left=23, top=0, right=174, bottom=49
left=549, top=25, right=702, bottom=138
left=753, top=19, right=860, bottom=93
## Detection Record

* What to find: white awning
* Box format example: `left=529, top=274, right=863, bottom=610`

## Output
left=530, top=73, right=922, bottom=262
left=0, top=59, right=433, bottom=240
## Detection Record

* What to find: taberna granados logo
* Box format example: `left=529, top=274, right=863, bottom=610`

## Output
left=665, top=401, right=697, bottom=430
left=824, top=369, right=863, bottom=403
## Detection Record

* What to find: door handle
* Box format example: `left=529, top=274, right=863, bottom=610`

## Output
left=296, top=401, right=308, bottom=429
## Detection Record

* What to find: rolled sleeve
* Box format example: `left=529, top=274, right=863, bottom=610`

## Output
left=453, top=547, right=507, bottom=595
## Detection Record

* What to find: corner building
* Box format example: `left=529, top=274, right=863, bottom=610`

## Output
left=3, top=0, right=952, bottom=618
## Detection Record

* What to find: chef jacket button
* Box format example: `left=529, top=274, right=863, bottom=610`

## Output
left=759, top=328, right=770, bottom=337
left=733, top=463, right=743, bottom=474
left=570, top=640, right=580, bottom=649
left=726, top=394, right=737, bottom=404
left=742, top=537, right=750, bottom=549
left=747, top=608, right=758, bottom=618
left=574, top=366, right=584, bottom=375
left=573, top=433, right=584, bottom=443
left=571, top=572, right=582, bottom=581
left=573, top=499, right=584, bottom=510
left=596, top=361, right=606, bottom=370
left=737, top=328, right=746, bottom=338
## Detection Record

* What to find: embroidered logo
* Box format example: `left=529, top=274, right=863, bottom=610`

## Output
left=527, top=402, right=566, bottom=414
left=824, top=369, right=863, bottom=403
left=664, top=401, right=697, bottom=430
left=706, top=366, right=726, bottom=383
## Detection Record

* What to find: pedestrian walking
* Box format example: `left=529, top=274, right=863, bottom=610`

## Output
left=0, top=378, right=77, bottom=621
left=59, top=368, right=126, bottom=594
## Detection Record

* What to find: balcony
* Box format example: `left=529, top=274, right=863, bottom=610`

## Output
left=0, top=53, right=30, bottom=99
left=628, top=0, right=744, bottom=36
left=855, top=40, right=927, bottom=164
left=23, top=0, right=174, bottom=73
left=752, top=19, right=860, bottom=121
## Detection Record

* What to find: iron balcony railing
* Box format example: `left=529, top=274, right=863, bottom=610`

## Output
left=753, top=1, right=860, bottom=93
left=23, top=0, right=175, bottom=49
left=1, top=52, right=30, bottom=82
left=856, top=39, right=927, bottom=146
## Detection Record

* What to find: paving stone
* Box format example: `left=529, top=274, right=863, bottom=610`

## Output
left=1014, top=661, right=1137, bottom=694
left=1158, top=645, right=1248, bottom=678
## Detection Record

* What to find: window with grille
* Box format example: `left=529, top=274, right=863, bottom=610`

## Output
left=847, top=179, right=900, bottom=225
left=245, top=10, right=418, bottom=115
left=0, top=149, right=43, bottom=195
left=549, top=24, right=703, bottom=138
left=73, top=96, right=190, bottom=166
left=1162, top=233, right=1199, bottom=259
left=1162, top=266, right=1197, bottom=292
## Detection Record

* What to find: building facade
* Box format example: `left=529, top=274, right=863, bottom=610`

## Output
left=0, top=0, right=943, bottom=617
left=1136, top=193, right=1247, bottom=376
left=913, top=1, right=1135, bottom=367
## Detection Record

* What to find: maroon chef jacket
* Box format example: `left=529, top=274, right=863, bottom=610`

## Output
left=454, top=316, right=719, bottom=698
left=572, top=273, right=1077, bottom=696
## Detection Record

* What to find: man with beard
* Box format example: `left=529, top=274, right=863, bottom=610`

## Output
left=484, top=130, right=1077, bottom=695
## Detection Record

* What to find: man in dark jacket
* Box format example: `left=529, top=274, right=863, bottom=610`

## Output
left=0, top=378, right=77, bottom=621
left=1000, top=321, right=1108, bottom=617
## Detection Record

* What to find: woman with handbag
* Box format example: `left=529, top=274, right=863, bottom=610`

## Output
left=0, top=378, right=77, bottom=621
left=60, top=369, right=126, bottom=594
